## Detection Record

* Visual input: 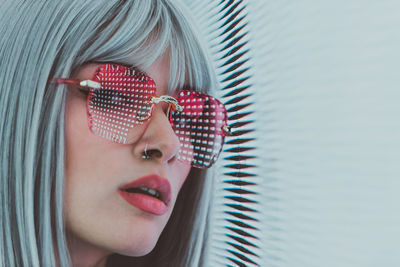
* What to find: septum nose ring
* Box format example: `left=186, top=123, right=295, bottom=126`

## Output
left=142, top=143, right=151, bottom=159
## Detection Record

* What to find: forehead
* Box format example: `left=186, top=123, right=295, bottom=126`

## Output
left=140, top=52, right=170, bottom=96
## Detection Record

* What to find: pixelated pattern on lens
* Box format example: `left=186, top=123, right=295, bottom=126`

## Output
left=170, top=90, right=228, bottom=168
left=87, top=64, right=156, bottom=144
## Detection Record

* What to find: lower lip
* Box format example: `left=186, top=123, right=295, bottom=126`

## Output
left=118, top=190, right=168, bottom=215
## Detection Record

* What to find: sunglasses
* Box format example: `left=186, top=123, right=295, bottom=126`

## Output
left=54, top=63, right=231, bottom=168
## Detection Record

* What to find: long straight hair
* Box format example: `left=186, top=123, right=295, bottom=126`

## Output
left=0, top=0, right=217, bottom=266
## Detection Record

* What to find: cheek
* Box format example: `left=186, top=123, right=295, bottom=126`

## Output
left=64, top=94, right=95, bottom=216
left=65, top=94, right=95, bottom=184
left=65, top=93, right=117, bottom=174
left=181, top=166, right=191, bottom=188
left=64, top=93, right=112, bottom=211
left=64, top=92, right=122, bottom=199
left=172, top=163, right=192, bottom=197
left=65, top=93, right=85, bottom=174
left=65, top=92, right=91, bottom=152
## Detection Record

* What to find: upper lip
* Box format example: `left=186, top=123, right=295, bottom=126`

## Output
left=119, top=174, right=172, bottom=205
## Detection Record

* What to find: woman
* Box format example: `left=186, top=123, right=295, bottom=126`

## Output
left=0, top=0, right=229, bottom=266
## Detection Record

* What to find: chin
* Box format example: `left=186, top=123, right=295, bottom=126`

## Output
left=111, top=223, right=163, bottom=257
left=116, top=239, right=158, bottom=257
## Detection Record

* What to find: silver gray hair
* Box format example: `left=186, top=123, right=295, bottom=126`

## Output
left=0, top=0, right=216, bottom=266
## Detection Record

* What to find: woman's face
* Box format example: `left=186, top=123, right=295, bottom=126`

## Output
left=64, top=53, right=191, bottom=260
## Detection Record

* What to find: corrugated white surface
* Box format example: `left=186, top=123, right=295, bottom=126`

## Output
left=184, top=0, right=400, bottom=266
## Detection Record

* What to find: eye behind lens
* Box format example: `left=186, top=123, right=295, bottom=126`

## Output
left=77, top=87, right=90, bottom=96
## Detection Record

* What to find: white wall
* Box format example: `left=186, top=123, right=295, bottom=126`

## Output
left=184, top=1, right=400, bottom=266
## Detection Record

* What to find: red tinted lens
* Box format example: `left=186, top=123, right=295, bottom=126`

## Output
left=170, top=90, right=228, bottom=168
left=88, top=64, right=156, bottom=144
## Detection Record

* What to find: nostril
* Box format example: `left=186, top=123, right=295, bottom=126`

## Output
left=167, top=155, right=177, bottom=165
left=142, top=149, right=162, bottom=159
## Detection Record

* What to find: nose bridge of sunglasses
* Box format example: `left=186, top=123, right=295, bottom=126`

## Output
left=150, top=95, right=183, bottom=112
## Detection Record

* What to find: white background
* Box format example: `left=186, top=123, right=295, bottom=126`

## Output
left=185, top=1, right=400, bottom=266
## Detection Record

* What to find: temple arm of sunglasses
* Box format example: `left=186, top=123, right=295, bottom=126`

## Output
left=53, top=78, right=101, bottom=89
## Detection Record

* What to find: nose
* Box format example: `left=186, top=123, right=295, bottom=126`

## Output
left=133, top=103, right=181, bottom=165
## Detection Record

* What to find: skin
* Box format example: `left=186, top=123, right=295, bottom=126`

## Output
left=64, top=52, right=191, bottom=267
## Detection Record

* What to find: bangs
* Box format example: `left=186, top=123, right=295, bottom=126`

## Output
left=166, top=1, right=217, bottom=95
left=71, top=0, right=216, bottom=96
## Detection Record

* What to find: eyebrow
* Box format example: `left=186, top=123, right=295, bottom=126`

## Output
left=91, top=61, right=148, bottom=76
left=180, top=85, right=196, bottom=92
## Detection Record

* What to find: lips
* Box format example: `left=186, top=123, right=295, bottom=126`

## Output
left=119, top=174, right=171, bottom=215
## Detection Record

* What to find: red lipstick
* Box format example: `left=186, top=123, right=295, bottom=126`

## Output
left=119, top=174, right=171, bottom=215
